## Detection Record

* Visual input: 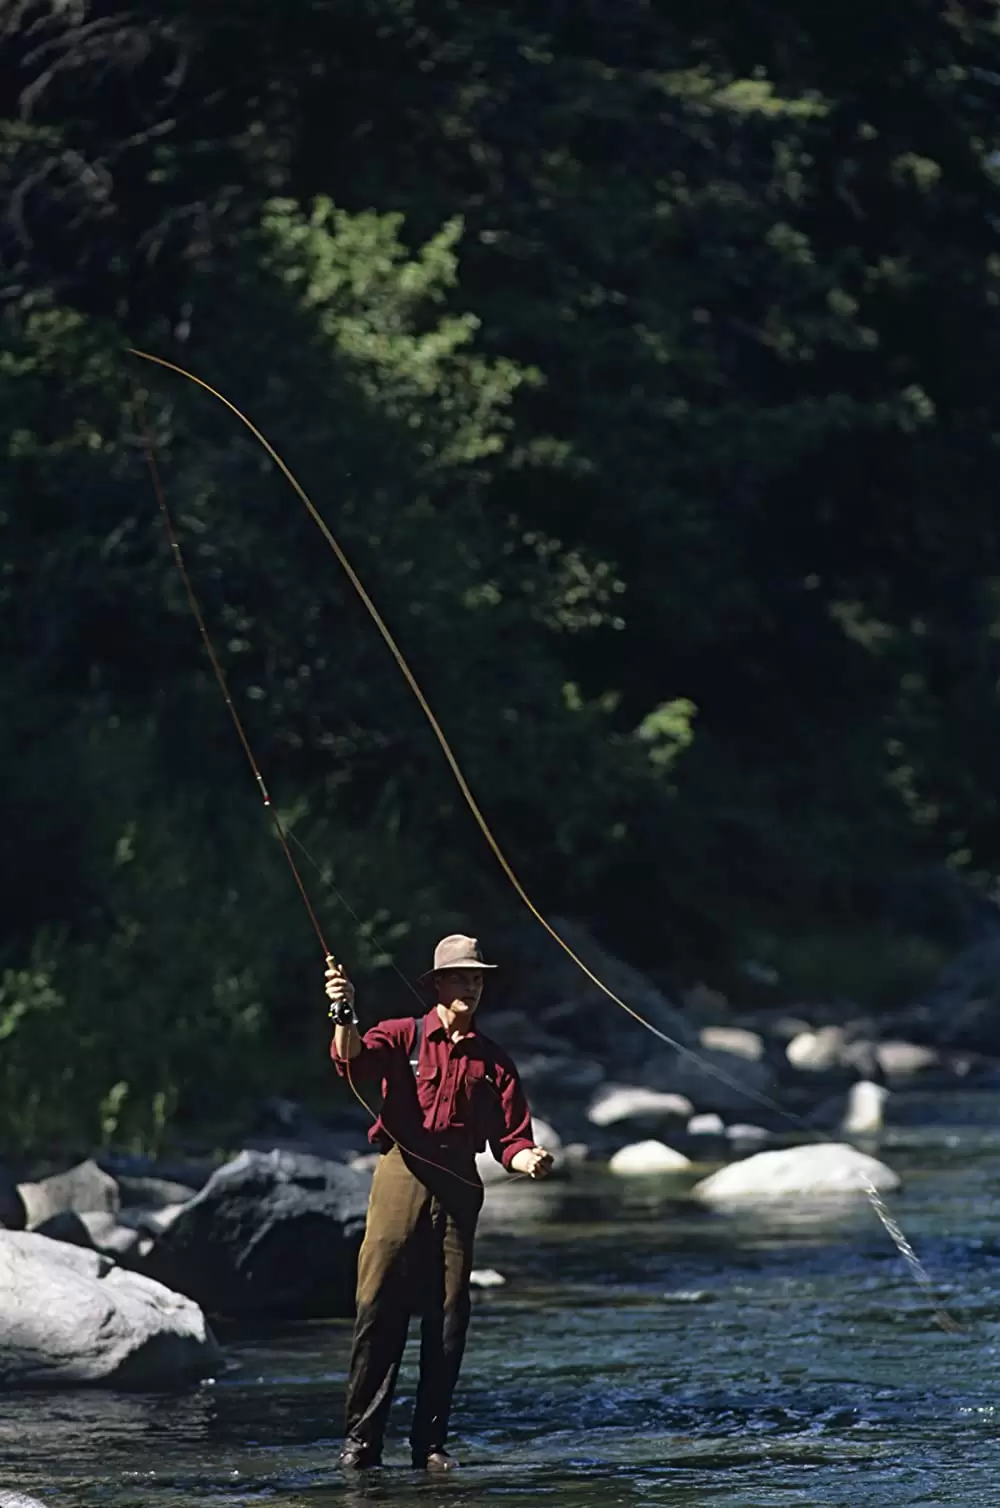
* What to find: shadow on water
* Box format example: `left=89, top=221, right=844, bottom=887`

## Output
left=3, top=1113, right=1000, bottom=1506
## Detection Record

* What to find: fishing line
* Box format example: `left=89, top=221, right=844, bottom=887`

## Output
left=132, top=384, right=493, bottom=1194
left=128, top=349, right=962, bottom=1330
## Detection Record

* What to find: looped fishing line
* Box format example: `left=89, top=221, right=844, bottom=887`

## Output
left=128, top=348, right=963, bottom=1331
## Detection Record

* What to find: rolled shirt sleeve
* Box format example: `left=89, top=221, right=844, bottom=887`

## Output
left=489, top=1059, right=535, bottom=1171
left=331, top=1017, right=407, bottom=1081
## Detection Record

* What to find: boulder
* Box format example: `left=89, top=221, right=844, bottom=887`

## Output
left=692, top=1143, right=900, bottom=1205
left=0, top=1230, right=219, bottom=1388
left=140, top=1149, right=370, bottom=1319
left=0, top=1493, right=52, bottom=1507
left=79, top=1213, right=144, bottom=1260
left=699, top=1027, right=764, bottom=1062
left=34, top=1211, right=93, bottom=1248
left=587, top=1085, right=693, bottom=1128
left=608, top=1140, right=691, bottom=1176
left=18, top=1160, right=120, bottom=1229
left=842, top=1081, right=889, bottom=1135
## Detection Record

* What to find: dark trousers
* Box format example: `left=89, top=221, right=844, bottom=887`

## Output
left=344, top=1145, right=484, bottom=1460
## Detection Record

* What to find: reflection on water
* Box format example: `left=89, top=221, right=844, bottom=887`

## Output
left=3, top=1112, right=1000, bottom=1506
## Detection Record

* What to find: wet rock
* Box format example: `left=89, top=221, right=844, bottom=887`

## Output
left=470, top=1268, right=506, bottom=1288
left=692, top=1143, right=900, bottom=1205
left=140, top=1149, right=371, bottom=1319
left=587, top=1085, right=693, bottom=1128
left=18, top=1160, right=120, bottom=1229
left=608, top=1140, right=691, bottom=1175
left=699, top=1027, right=764, bottom=1062
left=0, top=1230, right=219, bottom=1388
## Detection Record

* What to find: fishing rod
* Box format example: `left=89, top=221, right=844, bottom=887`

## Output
left=128, top=349, right=963, bottom=1331
left=132, top=385, right=492, bottom=1193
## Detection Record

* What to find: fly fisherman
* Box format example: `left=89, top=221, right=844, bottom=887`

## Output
left=326, top=934, right=553, bottom=1471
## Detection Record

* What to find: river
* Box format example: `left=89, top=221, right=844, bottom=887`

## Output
left=2, top=1102, right=1000, bottom=1506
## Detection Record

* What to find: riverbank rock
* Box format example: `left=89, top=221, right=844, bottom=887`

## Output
left=494, top=917, right=694, bottom=1066
left=140, top=1149, right=371, bottom=1319
left=609, top=1140, right=691, bottom=1175
left=699, top=1027, right=764, bottom=1062
left=0, top=1230, right=219, bottom=1388
left=587, top=1085, right=693, bottom=1128
left=692, top=1143, right=900, bottom=1205
left=18, top=1160, right=119, bottom=1229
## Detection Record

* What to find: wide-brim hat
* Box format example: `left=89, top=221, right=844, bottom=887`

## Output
left=418, top=934, right=497, bottom=983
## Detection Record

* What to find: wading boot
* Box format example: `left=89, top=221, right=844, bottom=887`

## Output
left=339, top=1440, right=381, bottom=1470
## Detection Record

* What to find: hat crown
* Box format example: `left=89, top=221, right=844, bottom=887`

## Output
left=433, top=934, right=484, bottom=970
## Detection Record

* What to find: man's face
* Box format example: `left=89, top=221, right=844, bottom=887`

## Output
left=434, top=967, right=485, bottom=1017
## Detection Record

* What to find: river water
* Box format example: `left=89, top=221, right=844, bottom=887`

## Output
left=3, top=1104, right=1000, bottom=1507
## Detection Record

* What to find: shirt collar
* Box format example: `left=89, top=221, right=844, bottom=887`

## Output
left=426, top=1007, right=478, bottom=1042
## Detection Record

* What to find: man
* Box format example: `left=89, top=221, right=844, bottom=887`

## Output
left=326, top=934, right=553, bottom=1472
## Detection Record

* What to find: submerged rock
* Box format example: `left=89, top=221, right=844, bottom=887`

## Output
left=0, top=1230, right=219, bottom=1388
left=141, top=1149, right=371, bottom=1319
left=609, top=1140, right=691, bottom=1175
left=692, top=1143, right=900, bottom=1205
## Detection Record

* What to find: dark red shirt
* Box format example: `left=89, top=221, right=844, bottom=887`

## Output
left=332, top=1009, right=535, bottom=1173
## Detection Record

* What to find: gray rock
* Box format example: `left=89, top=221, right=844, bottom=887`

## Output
left=842, top=1081, right=889, bottom=1135
left=119, top=1202, right=189, bottom=1237
left=115, top=1176, right=199, bottom=1210
left=0, top=1492, right=52, bottom=1507
left=608, top=1140, right=691, bottom=1175
left=515, top=1053, right=606, bottom=1096
left=0, top=1230, right=219, bottom=1388
left=141, top=1149, right=371, bottom=1319
left=725, top=1123, right=771, bottom=1145
left=687, top=1113, right=725, bottom=1136
left=699, top=1027, right=764, bottom=1062
left=587, top=1085, right=693, bottom=1128
left=786, top=1027, right=848, bottom=1072
left=692, top=1143, right=900, bottom=1205
left=875, top=1041, right=940, bottom=1078
left=79, top=1213, right=143, bottom=1260
left=18, top=1160, right=120, bottom=1229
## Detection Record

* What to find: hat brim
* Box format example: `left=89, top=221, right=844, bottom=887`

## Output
left=418, top=960, right=498, bottom=983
